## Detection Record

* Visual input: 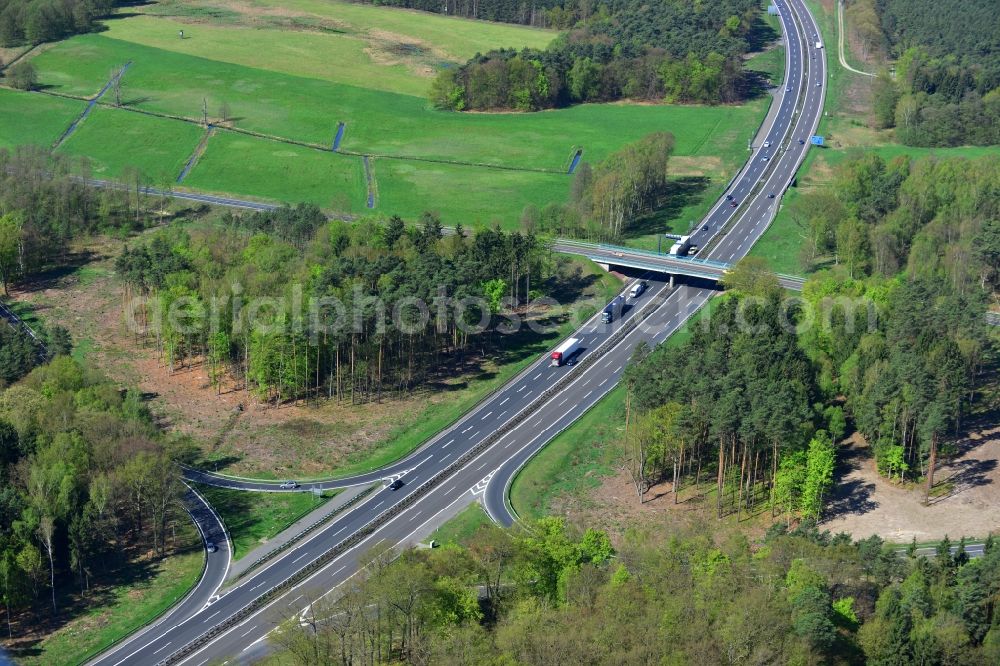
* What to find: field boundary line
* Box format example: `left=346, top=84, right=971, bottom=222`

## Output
left=26, top=88, right=567, bottom=175
left=0, top=43, right=39, bottom=72
left=51, top=61, right=131, bottom=150
left=362, top=155, right=376, bottom=209
left=337, top=147, right=563, bottom=174
left=176, top=124, right=215, bottom=183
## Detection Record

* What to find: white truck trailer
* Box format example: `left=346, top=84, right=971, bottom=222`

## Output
left=551, top=337, right=581, bottom=366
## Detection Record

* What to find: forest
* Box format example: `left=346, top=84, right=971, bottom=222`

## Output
left=0, top=0, right=115, bottom=46
left=350, top=0, right=562, bottom=27
left=0, top=356, right=188, bottom=638
left=862, top=0, right=1000, bottom=146
left=430, top=0, right=760, bottom=110
left=618, top=152, right=996, bottom=521
left=275, top=518, right=1000, bottom=665
left=789, top=153, right=1000, bottom=288
left=0, top=319, right=71, bottom=388
left=115, top=207, right=559, bottom=405
left=0, top=147, right=159, bottom=287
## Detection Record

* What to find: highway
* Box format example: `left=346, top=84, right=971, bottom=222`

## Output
left=91, top=484, right=231, bottom=666
left=488, top=0, right=828, bottom=525
left=89, top=1, right=829, bottom=663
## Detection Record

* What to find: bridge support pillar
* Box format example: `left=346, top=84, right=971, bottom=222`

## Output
left=669, top=274, right=675, bottom=289
left=596, top=262, right=610, bottom=272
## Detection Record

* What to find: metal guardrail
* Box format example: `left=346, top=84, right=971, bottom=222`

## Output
left=229, top=484, right=379, bottom=583
left=0, top=298, right=47, bottom=357
left=551, top=239, right=806, bottom=284
left=155, top=282, right=676, bottom=666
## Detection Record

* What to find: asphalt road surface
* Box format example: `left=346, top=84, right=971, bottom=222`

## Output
left=88, top=485, right=230, bottom=666
left=91, top=1, right=829, bottom=663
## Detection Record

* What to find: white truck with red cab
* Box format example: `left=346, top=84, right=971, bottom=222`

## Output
left=550, top=337, right=581, bottom=367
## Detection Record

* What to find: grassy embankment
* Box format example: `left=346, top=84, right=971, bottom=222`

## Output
left=428, top=503, right=492, bottom=547
left=193, top=484, right=338, bottom=560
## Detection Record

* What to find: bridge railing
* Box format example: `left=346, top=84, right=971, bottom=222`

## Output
left=552, top=238, right=806, bottom=285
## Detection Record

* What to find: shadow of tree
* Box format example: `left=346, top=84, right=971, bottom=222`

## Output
left=823, top=444, right=880, bottom=519
left=624, top=176, right=711, bottom=239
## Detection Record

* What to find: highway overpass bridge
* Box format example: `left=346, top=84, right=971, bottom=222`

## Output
left=553, top=239, right=807, bottom=291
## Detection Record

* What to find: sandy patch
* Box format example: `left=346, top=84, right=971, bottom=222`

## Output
left=821, top=425, right=1000, bottom=542
left=671, top=155, right=723, bottom=178
left=364, top=28, right=450, bottom=77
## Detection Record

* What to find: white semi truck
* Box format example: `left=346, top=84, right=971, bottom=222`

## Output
left=550, top=337, right=580, bottom=366
left=669, top=235, right=692, bottom=256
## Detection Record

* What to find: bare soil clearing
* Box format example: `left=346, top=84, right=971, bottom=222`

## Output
left=10, top=230, right=613, bottom=479
left=10, top=248, right=501, bottom=477
left=821, top=426, right=1000, bottom=543
left=551, top=466, right=772, bottom=546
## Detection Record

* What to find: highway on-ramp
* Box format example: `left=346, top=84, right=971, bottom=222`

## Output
left=90, top=1, right=827, bottom=663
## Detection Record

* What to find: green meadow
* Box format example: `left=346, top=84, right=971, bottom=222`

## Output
left=185, top=132, right=369, bottom=211
left=0, top=88, right=84, bottom=148
left=31, top=35, right=765, bottom=173
left=10, top=1, right=768, bottom=228
left=373, top=159, right=572, bottom=225
left=56, top=106, right=205, bottom=182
